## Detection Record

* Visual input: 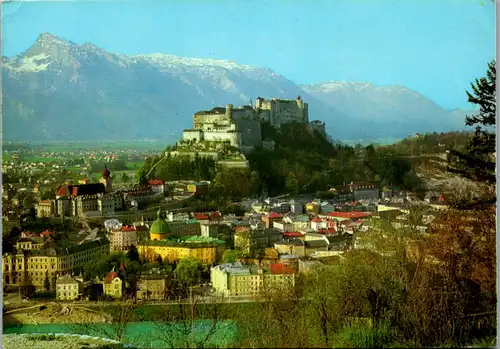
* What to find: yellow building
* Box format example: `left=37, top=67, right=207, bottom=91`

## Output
left=210, top=262, right=295, bottom=297
left=3, top=236, right=110, bottom=291
left=56, top=274, right=83, bottom=300
left=35, top=200, right=54, bottom=218
left=305, top=202, right=320, bottom=215
left=377, top=204, right=410, bottom=214
left=138, top=236, right=226, bottom=265
left=103, top=271, right=123, bottom=299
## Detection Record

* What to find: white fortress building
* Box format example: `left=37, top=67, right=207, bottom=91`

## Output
left=181, top=96, right=325, bottom=151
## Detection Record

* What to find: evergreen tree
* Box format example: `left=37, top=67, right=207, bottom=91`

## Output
left=449, top=60, right=496, bottom=183
left=127, top=245, right=140, bottom=263
left=44, top=276, right=51, bottom=291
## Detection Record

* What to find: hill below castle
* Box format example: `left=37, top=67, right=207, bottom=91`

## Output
left=3, top=33, right=474, bottom=142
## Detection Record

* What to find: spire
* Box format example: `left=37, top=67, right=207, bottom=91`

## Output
left=157, top=208, right=163, bottom=220
left=101, top=165, right=110, bottom=179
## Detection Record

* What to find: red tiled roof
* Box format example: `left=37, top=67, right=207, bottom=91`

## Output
left=40, top=230, right=54, bottom=237
left=57, top=185, right=70, bottom=197
left=211, top=211, right=221, bottom=218
left=311, top=217, right=323, bottom=223
left=121, top=225, right=137, bottom=231
left=317, top=228, right=337, bottom=234
left=148, top=179, right=165, bottom=185
left=39, top=200, right=52, bottom=204
left=283, top=232, right=304, bottom=237
left=104, top=271, right=118, bottom=283
left=267, top=212, right=282, bottom=219
left=327, top=212, right=371, bottom=219
left=102, top=167, right=111, bottom=179
left=72, top=187, right=79, bottom=196
left=270, top=263, right=294, bottom=275
left=195, top=214, right=210, bottom=220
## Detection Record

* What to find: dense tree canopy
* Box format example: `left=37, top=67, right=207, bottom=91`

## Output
left=449, top=60, right=496, bottom=183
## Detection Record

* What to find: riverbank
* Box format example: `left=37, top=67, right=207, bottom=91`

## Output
left=3, top=321, right=237, bottom=348
left=4, top=303, right=108, bottom=325
left=2, top=334, right=128, bottom=349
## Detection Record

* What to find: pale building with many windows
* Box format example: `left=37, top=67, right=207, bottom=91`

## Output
left=2, top=235, right=110, bottom=291
left=109, top=226, right=138, bottom=252
left=210, top=262, right=295, bottom=297
left=56, top=274, right=84, bottom=300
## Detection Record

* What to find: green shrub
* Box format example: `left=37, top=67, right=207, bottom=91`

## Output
left=332, top=321, right=395, bottom=348
left=27, top=334, right=57, bottom=341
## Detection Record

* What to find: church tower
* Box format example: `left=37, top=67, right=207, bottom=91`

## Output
left=100, top=166, right=113, bottom=193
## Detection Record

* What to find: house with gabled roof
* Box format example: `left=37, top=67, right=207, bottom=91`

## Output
left=103, top=270, right=123, bottom=299
left=56, top=274, right=83, bottom=300
left=304, top=239, right=329, bottom=255
left=274, top=239, right=305, bottom=257
left=262, top=212, right=282, bottom=228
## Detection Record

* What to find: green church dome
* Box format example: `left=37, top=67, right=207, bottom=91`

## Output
left=150, top=209, right=170, bottom=235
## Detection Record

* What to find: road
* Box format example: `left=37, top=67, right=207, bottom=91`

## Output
left=4, top=295, right=265, bottom=310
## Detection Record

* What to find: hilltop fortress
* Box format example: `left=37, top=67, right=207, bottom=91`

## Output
left=180, top=96, right=326, bottom=154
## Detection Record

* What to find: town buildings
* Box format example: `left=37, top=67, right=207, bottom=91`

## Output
left=103, top=271, right=123, bottom=299
left=109, top=225, right=138, bottom=252
left=36, top=167, right=163, bottom=219
left=56, top=274, right=84, bottom=300
left=138, top=235, right=226, bottom=265
left=210, top=262, right=295, bottom=297
left=35, top=200, right=54, bottom=218
left=148, top=179, right=168, bottom=195
left=234, top=228, right=283, bottom=254
left=2, top=233, right=110, bottom=291
left=136, top=274, right=169, bottom=301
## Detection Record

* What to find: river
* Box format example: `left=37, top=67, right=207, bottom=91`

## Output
left=3, top=320, right=238, bottom=348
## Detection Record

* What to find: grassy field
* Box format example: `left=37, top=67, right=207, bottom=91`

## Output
left=6, top=140, right=170, bottom=152
left=20, top=156, right=62, bottom=163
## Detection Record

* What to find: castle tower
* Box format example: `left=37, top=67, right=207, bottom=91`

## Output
left=100, top=166, right=113, bottom=193
left=296, top=95, right=308, bottom=122
left=296, top=95, right=304, bottom=109
left=225, top=104, right=233, bottom=120
left=255, top=97, right=264, bottom=109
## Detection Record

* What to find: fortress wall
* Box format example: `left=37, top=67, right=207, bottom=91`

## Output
left=194, top=114, right=230, bottom=128
left=234, top=119, right=263, bottom=147
left=203, top=130, right=241, bottom=147
left=308, top=121, right=326, bottom=137
left=231, top=109, right=254, bottom=121
left=167, top=151, right=220, bottom=161
left=183, top=129, right=204, bottom=142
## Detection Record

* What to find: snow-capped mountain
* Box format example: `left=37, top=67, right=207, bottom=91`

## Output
left=2, top=33, right=473, bottom=141
left=301, top=81, right=473, bottom=138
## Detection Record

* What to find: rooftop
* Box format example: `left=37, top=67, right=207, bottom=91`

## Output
left=327, top=212, right=371, bottom=219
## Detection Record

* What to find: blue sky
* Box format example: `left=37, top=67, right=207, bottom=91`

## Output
left=1, top=0, right=496, bottom=109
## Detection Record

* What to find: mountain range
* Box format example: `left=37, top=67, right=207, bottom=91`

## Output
left=2, top=33, right=475, bottom=142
